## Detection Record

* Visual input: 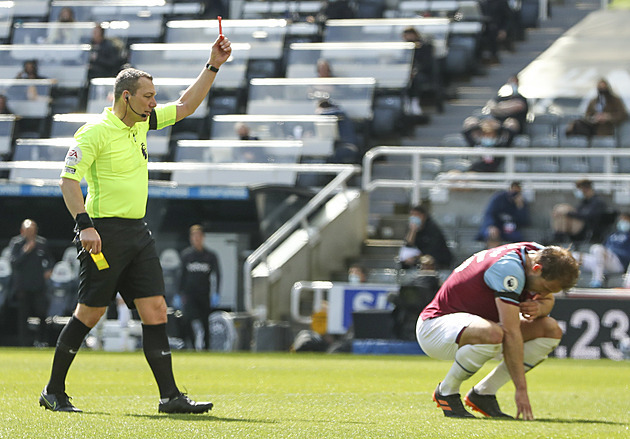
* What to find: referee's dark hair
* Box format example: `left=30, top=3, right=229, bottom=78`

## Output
left=114, top=68, right=153, bottom=101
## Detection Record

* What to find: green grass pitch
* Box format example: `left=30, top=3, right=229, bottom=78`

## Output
left=0, top=348, right=628, bottom=438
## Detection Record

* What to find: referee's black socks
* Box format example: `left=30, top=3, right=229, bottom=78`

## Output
left=142, top=323, right=179, bottom=400
left=46, top=315, right=91, bottom=394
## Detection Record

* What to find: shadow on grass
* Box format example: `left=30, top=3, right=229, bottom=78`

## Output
left=125, top=413, right=277, bottom=423
left=535, top=418, right=627, bottom=426
left=276, top=418, right=375, bottom=426
left=477, top=416, right=626, bottom=426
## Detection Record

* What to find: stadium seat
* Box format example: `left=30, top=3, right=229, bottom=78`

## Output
left=47, top=261, right=77, bottom=318
left=559, top=156, right=589, bottom=173
left=61, top=246, right=80, bottom=281
left=589, top=136, right=618, bottom=173
left=512, top=134, right=531, bottom=148
left=527, top=114, right=559, bottom=145
left=616, top=121, right=630, bottom=147
left=420, top=158, right=442, bottom=180
left=442, top=157, right=472, bottom=172
left=0, top=257, right=11, bottom=312
left=530, top=156, right=560, bottom=173
left=0, top=115, right=16, bottom=157
left=441, top=133, right=468, bottom=148
left=372, top=94, right=404, bottom=138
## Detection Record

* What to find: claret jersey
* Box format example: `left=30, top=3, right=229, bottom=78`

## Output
left=420, top=242, right=544, bottom=322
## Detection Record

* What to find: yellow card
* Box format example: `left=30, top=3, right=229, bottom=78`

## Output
left=90, top=252, right=110, bottom=270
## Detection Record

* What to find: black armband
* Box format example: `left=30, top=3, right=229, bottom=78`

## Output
left=75, top=212, right=94, bottom=231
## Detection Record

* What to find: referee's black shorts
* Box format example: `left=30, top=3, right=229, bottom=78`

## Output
left=77, top=218, right=165, bottom=309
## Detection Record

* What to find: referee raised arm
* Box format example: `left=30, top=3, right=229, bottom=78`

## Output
left=39, top=35, right=231, bottom=414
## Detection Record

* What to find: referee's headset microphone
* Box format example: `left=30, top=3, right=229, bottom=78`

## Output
left=126, top=94, right=148, bottom=118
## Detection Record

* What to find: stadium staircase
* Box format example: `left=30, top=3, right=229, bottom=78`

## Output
left=350, top=0, right=609, bottom=285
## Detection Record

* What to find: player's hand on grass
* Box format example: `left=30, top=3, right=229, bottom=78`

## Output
left=514, top=388, right=534, bottom=421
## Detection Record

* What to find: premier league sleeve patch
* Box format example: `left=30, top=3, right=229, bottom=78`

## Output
left=484, top=256, right=526, bottom=304
left=65, top=145, right=82, bottom=166
left=503, top=275, right=519, bottom=291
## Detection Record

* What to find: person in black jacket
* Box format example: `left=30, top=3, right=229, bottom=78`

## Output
left=552, top=179, right=610, bottom=244
left=399, top=205, right=453, bottom=269
left=477, top=182, right=530, bottom=248
left=179, top=224, right=221, bottom=350
left=8, top=219, right=55, bottom=346
left=479, top=0, right=512, bottom=64
left=87, top=24, right=126, bottom=80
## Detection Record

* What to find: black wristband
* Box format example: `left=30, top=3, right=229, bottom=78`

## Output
left=75, top=212, right=94, bottom=231
left=205, top=63, right=219, bottom=73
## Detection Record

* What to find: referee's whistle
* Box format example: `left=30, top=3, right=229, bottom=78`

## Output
left=90, top=252, right=110, bottom=271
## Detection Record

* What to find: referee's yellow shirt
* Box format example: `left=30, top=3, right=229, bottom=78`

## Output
left=61, top=104, right=177, bottom=219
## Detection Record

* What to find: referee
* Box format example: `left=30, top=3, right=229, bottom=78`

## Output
left=39, top=35, right=232, bottom=413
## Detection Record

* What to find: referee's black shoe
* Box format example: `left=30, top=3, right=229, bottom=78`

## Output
left=159, top=393, right=213, bottom=414
left=432, top=383, right=475, bottom=418
left=39, top=390, right=82, bottom=412
left=464, top=388, right=513, bottom=419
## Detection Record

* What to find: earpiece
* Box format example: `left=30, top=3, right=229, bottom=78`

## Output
left=125, top=94, right=148, bottom=118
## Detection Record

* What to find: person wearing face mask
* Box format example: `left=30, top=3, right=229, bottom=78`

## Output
left=347, top=264, right=367, bottom=284
left=566, top=78, right=628, bottom=137
left=399, top=205, right=452, bottom=270
left=462, top=117, right=518, bottom=172
left=477, top=182, right=530, bottom=249
left=573, top=212, right=630, bottom=288
left=552, top=179, right=610, bottom=245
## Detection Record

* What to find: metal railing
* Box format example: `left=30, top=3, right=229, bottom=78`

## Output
left=242, top=163, right=360, bottom=312
left=0, top=160, right=360, bottom=314
left=362, top=146, right=630, bottom=205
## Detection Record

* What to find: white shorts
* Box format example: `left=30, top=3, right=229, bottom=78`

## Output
left=416, top=313, right=487, bottom=360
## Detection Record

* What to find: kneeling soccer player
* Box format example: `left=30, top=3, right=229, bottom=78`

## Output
left=417, top=242, right=579, bottom=420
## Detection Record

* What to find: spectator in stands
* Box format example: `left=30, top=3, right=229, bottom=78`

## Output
left=15, top=59, right=47, bottom=101
left=8, top=219, right=55, bottom=346
left=462, top=116, right=518, bottom=172
left=179, top=224, right=221, bottom=351
left=477, top=181, right=530, bottom=248
left=316, top=59, right=334, bottom=78
left=399, top=204, right=453, bottom=270
left=46, top=6, right=80, bottom=45
left=315, top=99, right=362, bottom=164
left=565, top=78, right=628, bottom=138
left=402, top=26, right=436, bottom=116
left=347, top=263, right=367, bottom=284
left=482, top=75, right=529, bottom=134
left=321, top=0, right=355, bottom=20
left=552, top=178, right=610, bottom=245
left=87, top=24, right=126, bottom=80
left=479, top=0, right=512, bottom=64
left=15, top=59, right=44, bottom=80
left=0, top=94, right=12, bottom=114
left=234, top=122, right=265, bottom=162
left=316, top=99, right=358, bottom=149
left=574, top=212, right=630, bottom=288
left=235, top=122, right=258, bottom=141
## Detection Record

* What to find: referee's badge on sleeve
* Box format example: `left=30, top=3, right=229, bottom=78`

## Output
left=65, top=146, right=82, bottom=166
left=503, top=275, right=518, bottom=291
